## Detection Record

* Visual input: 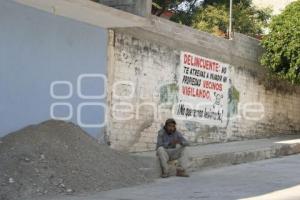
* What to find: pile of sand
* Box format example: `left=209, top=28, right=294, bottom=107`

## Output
left=0, top=120, right=151, bottom=200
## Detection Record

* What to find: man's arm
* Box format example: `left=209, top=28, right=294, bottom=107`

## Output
left=177, top=132, right=189, bottom=147
left=156, top=133, right=163, bottom=149
left=156, top=130, right=168, bottom=149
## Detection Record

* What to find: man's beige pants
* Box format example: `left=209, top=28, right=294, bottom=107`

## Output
left=156, top=146, right=189, bottom=174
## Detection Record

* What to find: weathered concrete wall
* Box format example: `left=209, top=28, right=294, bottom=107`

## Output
left=106, top=16, right=300, bottom=152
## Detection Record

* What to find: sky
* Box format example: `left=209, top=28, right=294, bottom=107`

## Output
left=252, top=0, right=296, bottom=14
left=178, top=0, right=296, bottom=14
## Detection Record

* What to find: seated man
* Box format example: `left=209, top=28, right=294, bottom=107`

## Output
left=156, top=118, right=190, bottom=178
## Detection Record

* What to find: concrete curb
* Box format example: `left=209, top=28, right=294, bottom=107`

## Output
left=190, top=143, right=300, bottom=172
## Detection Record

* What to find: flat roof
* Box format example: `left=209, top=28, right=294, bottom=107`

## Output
left=13, top=0, right=149, bottom=28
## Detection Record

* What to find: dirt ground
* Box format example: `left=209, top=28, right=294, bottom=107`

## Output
left=0, top=120, right=152, bottom=200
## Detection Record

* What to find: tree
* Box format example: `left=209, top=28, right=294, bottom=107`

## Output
left=152, top=0, right=271, bottom=37
left=260, top=0, right=300, bottom=84
left=192, top=4, right=229, bottom=36
left=191, top=0, right=271, bottom=37
left=152, top=0, right=198, bottom=16
left=152, top=0, right=199, bottom=26
left=201, top=0, right=251, bottom=8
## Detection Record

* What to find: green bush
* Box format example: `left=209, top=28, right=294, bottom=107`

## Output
left=261, top=0, right=300, bottom=84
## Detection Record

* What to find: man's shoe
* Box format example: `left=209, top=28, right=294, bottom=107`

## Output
left=161, top=172, right=169, bottom=178
left=176, top=168, right=190, bottom=177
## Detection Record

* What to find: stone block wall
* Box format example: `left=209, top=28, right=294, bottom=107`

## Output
left=106, top=17, right=300, bottom=152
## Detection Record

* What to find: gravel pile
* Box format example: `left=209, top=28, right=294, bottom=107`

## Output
left=0, top=120, right=151, bottom=200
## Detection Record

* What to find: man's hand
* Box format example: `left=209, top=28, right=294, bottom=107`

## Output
left=171, top=139, right=180, bottom=145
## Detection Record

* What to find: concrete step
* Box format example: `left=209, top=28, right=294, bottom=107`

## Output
left=132, top=135, right=300, bottom=178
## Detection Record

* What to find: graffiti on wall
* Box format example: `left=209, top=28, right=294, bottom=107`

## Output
left=174, top=51, right=231, bottom=127
left=159, top=83, right=178, bottom=105
left=227, top=82, right=239, bottom=120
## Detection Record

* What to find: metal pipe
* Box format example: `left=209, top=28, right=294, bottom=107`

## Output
left=229, top=0, right=233, bottom=39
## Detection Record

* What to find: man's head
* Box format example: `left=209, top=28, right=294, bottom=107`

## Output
left=164, top=118, right=176, bottom=134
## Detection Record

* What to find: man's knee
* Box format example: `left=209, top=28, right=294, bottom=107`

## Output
left=157, top=146, right=166, bottom=155
left=181, top=146, right=187, bottom=153
left=175, top=146, right=186, bottom=154
left=181, top=146, right=189, bottom=156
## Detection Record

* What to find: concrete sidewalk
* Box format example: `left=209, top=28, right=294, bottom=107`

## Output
left=132, top=135, right=300, bottom=177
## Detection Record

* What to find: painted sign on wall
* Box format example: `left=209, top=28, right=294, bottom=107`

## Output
left=175, top=51, right=230, bottom=126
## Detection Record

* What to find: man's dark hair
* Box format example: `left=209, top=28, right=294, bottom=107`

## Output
left=165, top=118, right=176, bottom=126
